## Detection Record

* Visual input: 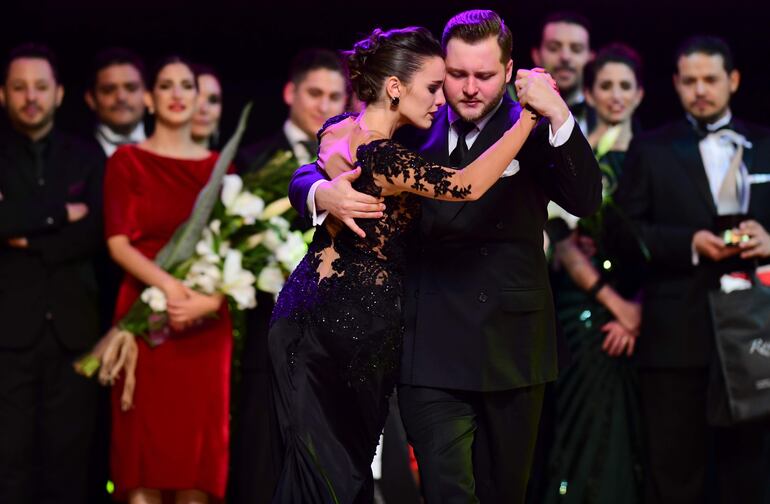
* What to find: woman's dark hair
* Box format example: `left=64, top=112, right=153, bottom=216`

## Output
left=584, top=43, right=644, bottom=90
left=149, top=55, right=197, bottom=90
left=345, top=26, right=443, bottom=104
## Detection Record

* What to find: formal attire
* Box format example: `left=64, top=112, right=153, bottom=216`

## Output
left=0, top=127, right=103, bottom=503
left=229, top=118, right=312, bottom=504
left=542, top=150, right=644, bottom=504
left=86, top=121, right=147, bottom=504
left=104, top=146, right=232, bottom=500
left=615, top=112, right=770, bottom=503
left=290, top=96, right=602, bottom=503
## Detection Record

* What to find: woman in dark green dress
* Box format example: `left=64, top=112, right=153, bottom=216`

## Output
left=544, top=44, right=647, bottom=504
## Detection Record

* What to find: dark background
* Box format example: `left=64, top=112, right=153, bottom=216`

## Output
left=2, top=0, right=769, bottom=144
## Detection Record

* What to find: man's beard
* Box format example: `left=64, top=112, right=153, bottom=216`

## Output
left=451, top=83, right=507, bottom=123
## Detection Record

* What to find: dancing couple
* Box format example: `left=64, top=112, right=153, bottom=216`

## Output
left=270, top=9, right=601, bottom=504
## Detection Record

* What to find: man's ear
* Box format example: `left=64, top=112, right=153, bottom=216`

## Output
left=143, top=91, right=154, bottom=114
left=84, top=90, right=96, bottom=111
left=729, top=69, right=740, bottom=94
left=0, top=86, right=6, bottom=108
left=531, top=47, right=542, bottom=67
left=504, top=59, right=514, bottom=84
left=55, top=85, right=64, bottom=109
left=283, top=81, right=296, bottom=107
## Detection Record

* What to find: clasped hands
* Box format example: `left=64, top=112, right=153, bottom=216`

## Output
left=161, top=278, right=223, bottom=332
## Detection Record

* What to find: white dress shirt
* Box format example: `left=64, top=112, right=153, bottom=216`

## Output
left=308, top=102, right=575, bottom=225
left=283, top=119, right=316, bottom=166
left=96, top=122, right=146, bottom=158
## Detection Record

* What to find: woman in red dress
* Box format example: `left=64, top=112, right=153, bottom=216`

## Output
left=104, top=56, right=231, bottom=504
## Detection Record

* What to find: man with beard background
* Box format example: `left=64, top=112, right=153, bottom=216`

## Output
left=289, top=10, right=602, bottom=503
left=0, top=43, right=103, bottom=503
left=530, top=12, right=594, bottom=135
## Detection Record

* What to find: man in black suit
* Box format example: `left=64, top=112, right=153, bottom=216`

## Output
left=228, top=48, right=348, bottom=504
left=289, top=10, right=601, bottom=503
left=0, top=44, right=103, bottom=503
left=84, top=48, right=147, bottom=162
left=615, top=36, right=770, bottom=503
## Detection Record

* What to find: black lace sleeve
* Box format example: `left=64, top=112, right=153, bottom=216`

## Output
left=359, top=139, right=472, bottom=200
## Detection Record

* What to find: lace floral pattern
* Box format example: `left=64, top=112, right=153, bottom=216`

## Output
left=272, top=113, right=466, bottom=387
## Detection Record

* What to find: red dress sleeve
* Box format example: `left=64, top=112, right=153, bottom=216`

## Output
left=104, top=147, right=139, bottom=240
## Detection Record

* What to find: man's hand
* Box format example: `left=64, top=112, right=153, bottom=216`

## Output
left=66, top=202, right=89, bottom=223
left=316, top=167, right=385, bottom=239
left=738, top=220, right=770, bottom=259
left=693, top=229, right=741, bottom=262
left=514, top=68, right=570, bottom=130
left=7, top=237, right=28, bottom=248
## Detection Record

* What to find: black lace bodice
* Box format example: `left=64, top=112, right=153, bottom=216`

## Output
left=272, top=113, right=468, bottom=385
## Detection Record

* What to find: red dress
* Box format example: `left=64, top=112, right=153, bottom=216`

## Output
left=104, top=146, right=231, bottom=500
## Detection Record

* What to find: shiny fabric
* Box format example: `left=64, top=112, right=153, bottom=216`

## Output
left=104, top=146, right=232, bottom=500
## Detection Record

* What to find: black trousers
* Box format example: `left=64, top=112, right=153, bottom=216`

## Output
left=399, top=383, right=545, bottom=504
left=0, top=324, right=97, bottom=503
left=639, top=368, right=768, bottom=504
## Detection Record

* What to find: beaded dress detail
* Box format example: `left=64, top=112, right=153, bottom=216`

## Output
left=268, top=113, right=470, bottom=504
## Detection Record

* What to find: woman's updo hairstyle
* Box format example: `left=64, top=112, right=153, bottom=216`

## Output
left=345, top=26, right=443, bottom=104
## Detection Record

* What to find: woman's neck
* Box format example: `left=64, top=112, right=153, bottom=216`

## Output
left=144, top=122, right=205, bottom=158
left=357, top=102, right=401, bottom=139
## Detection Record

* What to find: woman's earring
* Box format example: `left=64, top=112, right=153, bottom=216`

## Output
left=390, top=96, right=400, bottom=108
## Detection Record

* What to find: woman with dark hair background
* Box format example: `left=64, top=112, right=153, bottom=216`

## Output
left=104, top=56, right=232, bottom=504
left=191, top=64, right=223, bottom=149
left=543, top=43, right=646, bottom=504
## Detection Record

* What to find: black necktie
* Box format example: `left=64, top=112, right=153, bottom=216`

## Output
left=449, top=120, right=476, bottom=168
left=300, top=139, right=319, bottom=160
left=692, top=120, right=734, bottom=140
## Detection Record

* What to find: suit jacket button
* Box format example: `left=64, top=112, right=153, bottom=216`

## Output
left=46, top=216, right=54, bottom=225
left=478, top=291, right=488, bottom=303
left=45, top=311, right=53, bottom=320
left=479, top=247, right=488, bottom=256
left=496, top=221, right=504, bottom=230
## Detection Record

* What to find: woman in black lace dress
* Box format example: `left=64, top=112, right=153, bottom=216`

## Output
left=268, top=27, right=541, bottom=504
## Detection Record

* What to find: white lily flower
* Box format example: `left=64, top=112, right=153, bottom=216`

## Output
left=269, top=215, right=291, bottom=232
left=140, top=286, right=167, bottom=312
left=209, top=219, right=222, bottom=234
left=186, top=259, right=222, bottom=294
left=263, top=228, right=283, bottom=252
left=246, top=232, right=265, bottom=249
left=257, top=264, right=285, bottom=294
left=229, top=192, right=265, bottom=225
left=221, top=174, right=243, bottom=208
left=276, top=231, right=307, bottom=272
left=218, top=240, right=231, bottom=258
left=195, top=228, right=221, bottom=263
left=221, top=249, right=257, bottom=309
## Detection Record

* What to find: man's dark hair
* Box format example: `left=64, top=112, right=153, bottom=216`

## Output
left=148, top=55, right=197, bottom=90
left=89, top=47, right=147, bottom=90
left=537, top=11, right=592, bottom=47
left=442, top=9, right=513, bottom=64
left=675, top=36, right=735, bottom=74
left=584, top=43, right=644, bottom=90
left=288, top=48, right=344, bottom=85
left=3, top=43, right=59, bottom=83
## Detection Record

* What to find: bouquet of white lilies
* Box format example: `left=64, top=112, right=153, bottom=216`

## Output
left=75, top=103, right=310, bottom=410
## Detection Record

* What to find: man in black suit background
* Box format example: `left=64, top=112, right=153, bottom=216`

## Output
left=228, top=48, right=348, bottom=504
left=0, top=44, right=103, bottom=503
left=289, top=10, right=601, bottom=503
left=615, top=36, right=770, bottom=503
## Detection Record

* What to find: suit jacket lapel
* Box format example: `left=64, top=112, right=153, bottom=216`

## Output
left=419, top=107, right=450, bottom=236
left=672, top=120, right=717, bottom=215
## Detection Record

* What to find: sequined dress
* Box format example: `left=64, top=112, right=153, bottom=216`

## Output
left=268, top=114, right=471, bottom=504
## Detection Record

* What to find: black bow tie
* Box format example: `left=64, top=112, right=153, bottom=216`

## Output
left=690, top=118, right=735, bottom=140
